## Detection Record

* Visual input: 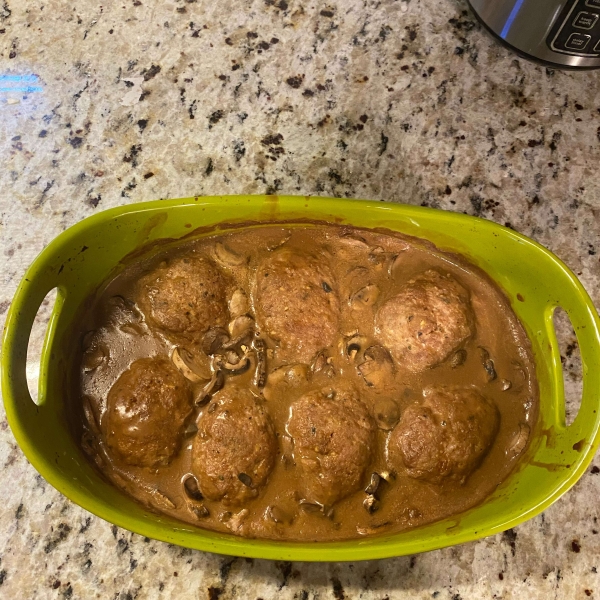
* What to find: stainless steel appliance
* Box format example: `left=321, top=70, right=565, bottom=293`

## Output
left=468, top=0, right=600, bottom=69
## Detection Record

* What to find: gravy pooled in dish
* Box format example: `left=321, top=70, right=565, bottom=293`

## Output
left=75, top=223, right=538, bottom=541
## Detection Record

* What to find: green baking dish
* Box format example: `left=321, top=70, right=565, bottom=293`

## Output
left=2, top=195, right=600, bottom=561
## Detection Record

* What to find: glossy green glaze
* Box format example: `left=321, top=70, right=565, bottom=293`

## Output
left=2, top=195, right=600, bottom=561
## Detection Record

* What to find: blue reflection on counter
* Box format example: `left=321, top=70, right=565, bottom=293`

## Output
left=0, top=87, right=44, bottom=92
left=0, top=73, right=43, bottom=93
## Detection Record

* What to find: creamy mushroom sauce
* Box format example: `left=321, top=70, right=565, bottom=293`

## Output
left=74, top=223, right=538, bottom=542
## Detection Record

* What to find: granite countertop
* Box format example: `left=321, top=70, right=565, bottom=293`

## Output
left=1, top=0, right=600, bottom=597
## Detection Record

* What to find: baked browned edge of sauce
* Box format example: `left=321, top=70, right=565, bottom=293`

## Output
left=69, top=221, right=539, bottom=542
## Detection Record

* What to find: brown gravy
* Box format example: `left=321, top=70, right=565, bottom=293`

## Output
left=74, top=223, right=538, bottom=542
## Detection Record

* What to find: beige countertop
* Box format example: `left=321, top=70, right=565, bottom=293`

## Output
left=1, top=0, right=599, bottom=598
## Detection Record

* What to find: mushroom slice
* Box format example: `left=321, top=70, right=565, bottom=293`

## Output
left=222, top=333, right=254, bottom=356
left=511, top=360, right=528, bottom=384
left=344, top=334, right=367, bottom=361
left=364, top=473, right=382, bottom=496
left=193, top=370, right=225, bottom=406
left=237, top=473, right=253, bottom=488
left=190, top=504, right=210, bottom=519
left=280, top=434, right=294, bottom=460
left=227, top=509, right=249, bottom=533
left=172, top=347, right=212, bottom=383
left=357, top=521, right=391, bottom=536
left=229, top=289, right=249, bottom=318
left=379, top=470, right=396, bottom=483
left=266, top=231, right=292, bottom=251
left=81, top=431, right=101, bottom=464
left=107, top=294, right=135, bottom=310
left=213, top=242, right=246, bottom=267
left=373, top=397, right=400, bottom=431
left=182, top=474, right=204, bottom=502
left=82, top=343, right=108, bottom=373
left=183, top=421, right=198, bottom=437
left=219, top=511, right=233, bottom=523
left=82, top=330, right=97, bottom=352
left=82, top=396, right=101, bottom=437
left=147, top=488, right=177, bottom=511
left=270, top=364, right=307, bottom=384
left=449, top=348, right=467, bottom=369
left=262, top=367, right=286, bottom=401
left=357, top=345, right=394, bottom=387
left=367, top=246, right=386, bottom=265
left=322, top=280, right=333, bottom=293
left=266, top=505, right=294, bottom=525
left=363, top=495, right=380, bottom=514
left=351, top=284, right=380, bottom=308
left=284, top=364, right=308, bottom=385
left=227, top=315, right=255, bottom=341
left=201, top=327, right=230, bottom=355
left=479, top=347, right=497, bottom=382
left=119, top=322, right=146, bottom=336
left=311, top=350, right=335, bottom=378
left=311, top=350, right=328, bottom=374
left=127, top=481, right=176, bottom=511
left=506, top=423, right=530, bottom=459
left=215, top=352, right=251, bottom=375
left=339, top=232, right=369, bottom=249
left=106, top=295, right=142, bottom=324
left=298, top=500, right=322, bottom=514
left=388, top=253, right=406, bottom=277
left=251, top=336, right=267, bottom=388
left=263, top=364, right=308, bottom=400
left=224, top=349, right=241, bottom=365
left=298, top=499, right=334, bottom=519
left=402, top=507, right=422, bottom=520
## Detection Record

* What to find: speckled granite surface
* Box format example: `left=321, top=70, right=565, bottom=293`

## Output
left=1, top=0, right=600, bottom=598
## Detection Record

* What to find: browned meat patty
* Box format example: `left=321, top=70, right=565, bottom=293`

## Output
left=103, top=357, right=193, bottom=467
left=286, top=387, right=376, bottom=507
left=192, top=388, right=277, bottom=506
left=254, top=249, right=340, bottom=363
left=387, top=386, right=499, bottom=483
left=137, top=254, right=229, bottom=336
left=375, top=270, right=474, bottom=372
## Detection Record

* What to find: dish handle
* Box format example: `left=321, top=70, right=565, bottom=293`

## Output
left=2, top=264, right=66, bottom=423
left=544, top=278, right=600, bottom=461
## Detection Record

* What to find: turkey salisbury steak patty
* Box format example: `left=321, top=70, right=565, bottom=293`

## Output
left=255, top=249, right=340, bottom=363
left=192, top=388, right=277, bottom=506
left=286, top=387, right=376, bottom=507
left=103, top=357, right=193, bottom=468
left=387, top=386, right=500, bottom=484
left=137, top=254, right=229, bottom=336
left=376, top=270, right=474, bottom=372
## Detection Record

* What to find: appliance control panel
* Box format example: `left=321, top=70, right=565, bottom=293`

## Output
left=548, top=0, right=600, bottom=57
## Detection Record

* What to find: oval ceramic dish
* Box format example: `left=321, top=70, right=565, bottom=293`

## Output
left=2, top=195, right=600, bottom=561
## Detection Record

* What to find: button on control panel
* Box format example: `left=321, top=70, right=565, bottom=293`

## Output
left=565, top=32, right=592, bottom=50
left=549, top=0, right=600, bottom=56
left=573, top=11, right=599, bottom=28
